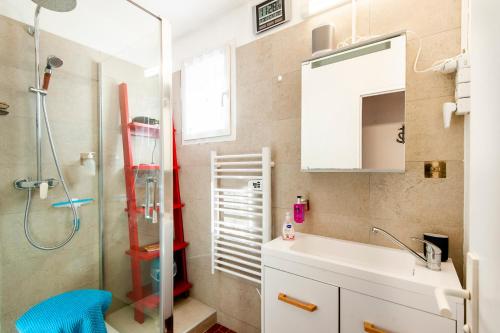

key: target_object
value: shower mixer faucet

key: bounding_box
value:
[14,178,59,200]
[14,178,59,190]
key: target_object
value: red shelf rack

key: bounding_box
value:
[119,83,191,324]
[126,249,159,261]
[128,122,160,138]
[173,280,192,297]
[174,240,189,252]
[172,124,192,298]
[131,164,160,171]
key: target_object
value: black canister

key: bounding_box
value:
[423,233,449,262]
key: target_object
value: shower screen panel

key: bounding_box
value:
[0,0,172,332]
[99,1,172,332]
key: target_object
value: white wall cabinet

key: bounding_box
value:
[263,267,457,333]
[301,34,406,171]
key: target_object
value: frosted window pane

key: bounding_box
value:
[182,47,230,141]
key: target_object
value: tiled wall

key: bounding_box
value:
[0,15,100,333]
[173,0,464,332]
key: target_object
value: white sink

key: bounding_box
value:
[263,232,465,330]
[263,232,462,296]
[290,233,415,277]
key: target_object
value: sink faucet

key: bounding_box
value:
[371,227,442,271]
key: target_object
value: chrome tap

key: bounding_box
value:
[371,227,442,271]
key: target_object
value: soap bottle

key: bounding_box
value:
[294,196,305,223]
[282,212,295,240]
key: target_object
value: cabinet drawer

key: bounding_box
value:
[264,267,339,333]
[340,289,456,333]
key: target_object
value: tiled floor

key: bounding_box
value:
[205,323,236,333]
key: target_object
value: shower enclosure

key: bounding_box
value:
[0,0,173,332]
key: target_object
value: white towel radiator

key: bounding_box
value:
[210,147,273,284]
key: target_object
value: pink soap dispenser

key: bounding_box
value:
[294,196,308,224]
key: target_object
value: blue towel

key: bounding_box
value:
[16,289,112,333]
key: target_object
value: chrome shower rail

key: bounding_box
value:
[13,3,80,251]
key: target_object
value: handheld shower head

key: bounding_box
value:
[46,55,63,69]
[32,0,77,12]
[42,56,63,90]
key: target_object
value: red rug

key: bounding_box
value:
[205,323,236,333]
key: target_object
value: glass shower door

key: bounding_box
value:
[0,1,171,332]
[99,3,171,331]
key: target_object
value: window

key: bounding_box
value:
[181,46,232,143]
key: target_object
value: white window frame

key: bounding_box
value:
[181,45,236,145]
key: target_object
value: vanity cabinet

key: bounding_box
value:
[263,267,458,333]
[262,233,464,333]
[341,289,456,333]
[264,268,339,333]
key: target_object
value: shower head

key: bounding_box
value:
[32,0,77,12]
[43,56,63,90]
[46,55,63,69]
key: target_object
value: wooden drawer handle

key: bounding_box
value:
[364,322,388,333]
[277,293,317,312]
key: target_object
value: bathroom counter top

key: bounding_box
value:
[263,233,463,308]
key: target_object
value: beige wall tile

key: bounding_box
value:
[187,256,217,309]
[237,79,274,123]
[0,114,36,168]
[0,15,35,73]
[179,166,210,202]
[406,29,462,102]
[271,70,301,121]
[271,23,311,76]
[269,118,301,164]
[237,36,275,86]
[217,310,260,333]
[215,274,261,328]
[406,96,464,161]
[183,198,211,258]
[370,0,461,39]
[1,309,21,333]
[0,65,36,119]
[369,161,463,225]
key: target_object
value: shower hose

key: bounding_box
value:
[23,96,79,250]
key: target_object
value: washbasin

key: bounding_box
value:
[289,233,416,277]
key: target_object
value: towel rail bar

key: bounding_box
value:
[211,148,272,284]
[215,239,262,254]
[214,266,261,284]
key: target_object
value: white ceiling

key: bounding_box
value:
[135,0,252,39]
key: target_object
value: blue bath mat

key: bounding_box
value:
[16,289,112,333]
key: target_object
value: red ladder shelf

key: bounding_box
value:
[119,83,191,324]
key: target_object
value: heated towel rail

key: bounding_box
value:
[210,147,273,284]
